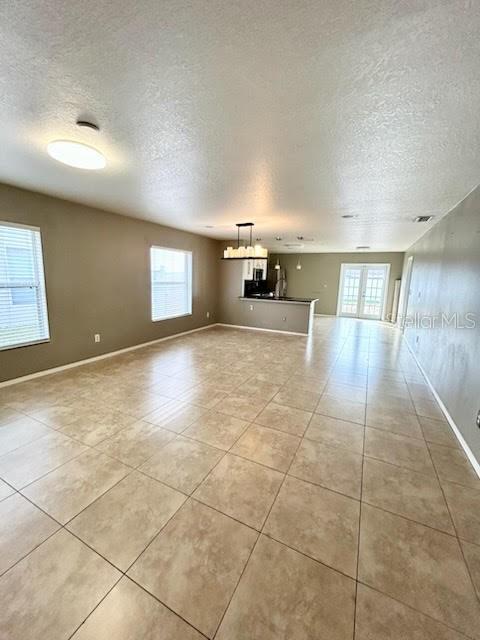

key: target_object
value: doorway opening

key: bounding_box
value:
[397,255,413,331]
[337,263,390,320]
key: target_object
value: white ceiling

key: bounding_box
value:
[0,0,479,252]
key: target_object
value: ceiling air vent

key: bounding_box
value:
[414,215,434,223]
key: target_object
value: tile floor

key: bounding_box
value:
[0,317,479,639]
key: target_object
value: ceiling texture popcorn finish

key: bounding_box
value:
[0,0,479,252]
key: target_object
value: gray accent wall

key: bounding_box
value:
[268,252,405,317]
[0,183,218,382]
[404,185,480,461]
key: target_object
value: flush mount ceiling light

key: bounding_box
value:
[222,223,268,259]
[47,140,106,170]
[356,245,370,250]
[414,215,434,223]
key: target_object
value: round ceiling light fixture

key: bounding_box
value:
[47,140,106,170]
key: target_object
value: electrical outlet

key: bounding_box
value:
[206,311,210,319]
[249,305,254,311]
[282,317,286,322]
[94,334,101,343]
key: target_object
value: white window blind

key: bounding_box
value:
[150,246,192,321]
[0,222,50,350]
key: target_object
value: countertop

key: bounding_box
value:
[239,295,318,305]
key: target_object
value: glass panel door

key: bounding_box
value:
[360,266,388,319]
[338,264,389,320]
[338,265,363,316]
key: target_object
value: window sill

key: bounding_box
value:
[152,312,193,323]
[0,338,51,352]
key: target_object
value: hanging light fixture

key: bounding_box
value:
[274,258,281,270]
[222,223,268,259]
[296,257,302,270]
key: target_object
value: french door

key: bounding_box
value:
[337,264,390,320]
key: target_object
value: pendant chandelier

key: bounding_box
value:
[222,222,268,259]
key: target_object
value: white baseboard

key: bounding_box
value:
[404,336,480,479]
[0,323,217,389]
[216,322,308,336]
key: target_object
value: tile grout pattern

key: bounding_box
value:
[0,317,479,639]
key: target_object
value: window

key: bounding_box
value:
[0,222,50,350]
[150,246,192,321]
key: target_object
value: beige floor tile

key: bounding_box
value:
[461,540,480,600]
[255,402,312,436]
[442,481,480,544]
[139,436,224,494]
[96,420,175,467]
[22,449,130,524]
[0,406,26,426]
[355,584,468,640]
[358,504,480,638]
[0,493,59,575]
[193,454,283,529]
[236,379,280,401]
[316,394,365,425]
[305,413,364,453]
[273,386,321,412]
[231,423,300,472]
[106,390,171,419]
[419,416,460,448]
[362,457,454,533]
[28,403,79,428]
[414,398,445,420]
[128,500,257,638]
[0,415,52,456]
[0,431,88,489]
[264,476,359,577]
[290,438,362,499]
[57,408,135,445]
[366,406,423,439]
[367,392,415,414]
[429,443,480,490]
[365,427,435,476]
[68,471,185,571]
[285,374,327,393]
[324,382,367,404]
[178,384,228,409]
[0,529,120,640]
[0,478,14,500]
[216,535,355,640]
[143,399,207,432]
[217,391,268,421]
[71,577,203,640]
[183,410,248,450]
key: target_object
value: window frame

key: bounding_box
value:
[0,220,51,351]
[150,245,193,322]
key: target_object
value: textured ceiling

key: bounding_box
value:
[0,0,479,252]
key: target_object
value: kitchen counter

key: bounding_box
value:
[240,295,318,305]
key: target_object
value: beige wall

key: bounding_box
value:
[404,185,480,461]
[268,252,405,317]
[0,183,218,382]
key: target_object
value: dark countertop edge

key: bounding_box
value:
[239,296,318,305]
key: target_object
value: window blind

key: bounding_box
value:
[0,222,50,350]
[150,246,192,321]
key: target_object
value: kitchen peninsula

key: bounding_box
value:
[218,257,318,334]
[238,294,318,334]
